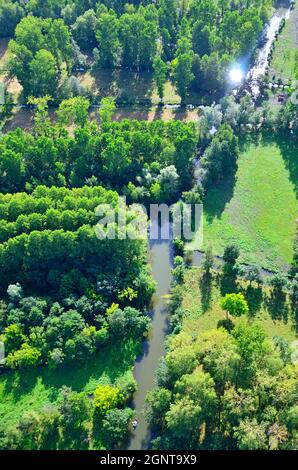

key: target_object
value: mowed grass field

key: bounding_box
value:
[269,3,298,82]
[0,340,140,431]
[188,135,298,272]
[180,268,297,343]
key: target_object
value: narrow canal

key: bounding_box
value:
[128,220,173,450]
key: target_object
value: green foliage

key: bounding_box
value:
[95,10,120,69]
[98,97,116,124]
[57,96,90,127]
[8,16,71,98]
[0,0,24,38]
[148,323,298,450]
[72,9,97,52]
[220,293,249,319]
[93,384,123,416]
[0,113,197,194]
[201,124,239,188]
[3,323,27,354]
[6,343,41,369]
[102,408,134,447]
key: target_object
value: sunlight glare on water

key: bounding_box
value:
[229,67,244,84]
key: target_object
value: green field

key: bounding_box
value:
[0,340,140,431]
[188,135,298,272]
[269,3,298,82]
[180,268,297,343]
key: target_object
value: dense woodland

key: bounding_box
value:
[0,97,197,198]
[147,323,298,450]
[1,0,272,101]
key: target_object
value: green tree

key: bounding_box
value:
[102,408,134,448]
[95,11,120,69]
[153,56,167,102]
[57,97,90,127]
[93,385,123,416]
[72,9,97,52]
[98,97,116,125]
[234,418,267,450]
[0,0,24,38]
[3,324,27,354]
[29,49,58,97]
[146,388,172,426]
[165,397,201,443]
[6,343,41,368]
[173,37,194,104]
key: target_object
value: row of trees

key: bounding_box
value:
[0,184,154,296]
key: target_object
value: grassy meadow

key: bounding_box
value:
[180,267,297,343]
[188,135,298,272]
[0,339,140,431]
[269,3,298,82]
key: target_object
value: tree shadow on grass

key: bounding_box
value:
[275,135,298,198]
[91,68,154,104]
[152,105,163,121]
[265,291,289,323]
[199,272,213,313]
[242,285,263,317]
[220,271,239,296]
[204,171,237,224]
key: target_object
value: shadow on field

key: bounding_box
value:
[265,290,290,323]
[243,285,263,317]
[276,137,298,198]
[199,272,213,313]
[91,68,154,103]
[204,172,237,224]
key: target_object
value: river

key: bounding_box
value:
[247,3,292,98]
[128,220,173,450]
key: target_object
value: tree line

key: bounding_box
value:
[0,97,198,201]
